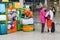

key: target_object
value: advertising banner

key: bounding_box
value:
[2,0,9,2]
[0,4,6,13]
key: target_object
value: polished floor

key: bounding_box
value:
[1,31,60,40]
[0,12,60,40]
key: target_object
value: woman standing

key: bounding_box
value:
[52,7,56,17]
[45,6,54,33]
[40,6,46,33]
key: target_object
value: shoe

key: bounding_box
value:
[49,31,51,33]
[41,32,43,33]
[41,31,44,33]
[48,30,49,32]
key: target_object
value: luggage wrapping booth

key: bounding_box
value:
[0,3,7,35]
[0,2,34,35]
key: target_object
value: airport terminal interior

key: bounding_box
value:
[0,0,60,40]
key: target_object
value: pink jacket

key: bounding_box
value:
[40,9,46,23]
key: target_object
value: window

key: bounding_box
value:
[25,0,33,2]
[10,0,19,2]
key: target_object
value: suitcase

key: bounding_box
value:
[0,24,7,35]
[51,22,55,32]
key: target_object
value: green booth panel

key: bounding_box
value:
[17,24,22,31]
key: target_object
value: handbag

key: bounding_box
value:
[47,11,50,20]
[47,15,50,20]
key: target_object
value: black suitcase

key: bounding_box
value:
[51,22,55,32]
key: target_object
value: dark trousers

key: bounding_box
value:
[53,12,55,17]
[41,23,45,32]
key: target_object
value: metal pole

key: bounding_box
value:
[33,0,35,12]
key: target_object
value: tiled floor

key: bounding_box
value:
[1,31,60,40]
[0,12,60,40]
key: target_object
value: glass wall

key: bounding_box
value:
[47,0,59,6]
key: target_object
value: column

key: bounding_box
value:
[44,0,47,6]
[59,0,60,11]
[42,0,45,4]
[59,0,60,6]
[19,0,24,8]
